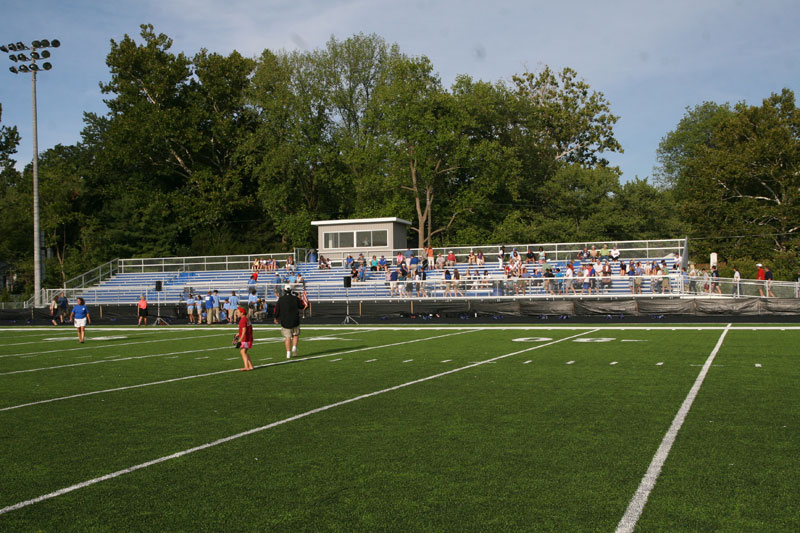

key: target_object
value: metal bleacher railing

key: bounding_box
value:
[33,237,800,306]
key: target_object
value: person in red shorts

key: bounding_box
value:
[236,306,254,371]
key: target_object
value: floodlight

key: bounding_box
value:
[31,51,40,59]
[0,45,8,53]
[30,63,39,71]
[9,54,18,62]
[15,42,25,49]
[43,62,52,70]
[51,39,60,48]
[9,66,17,73]
[40,39,50,48]
[32,40,41,48]
[8,43,17,51]
[16,53,28,61]
[41,50,50,58]
[18,64,29,72]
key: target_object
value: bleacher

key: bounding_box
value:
[69,255,681,305]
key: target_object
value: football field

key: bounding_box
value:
[0,324,798,531]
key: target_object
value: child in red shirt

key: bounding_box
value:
[237,307,254,371]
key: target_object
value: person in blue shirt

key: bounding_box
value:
[186,293,196,324]
[229,291,239,311]
[211,290,221,323]
[247,291,258,318]
[204,291,214,325]
[69,297,91,343]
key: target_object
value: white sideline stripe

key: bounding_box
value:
[615,324,731,533]
[0,331,371,376]
[566,360,575,365]
[0,330,474,413]
[0,329,594,516]
[0,346,230,376]
[0,332,232,359]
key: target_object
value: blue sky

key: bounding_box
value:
[1,0,798,181]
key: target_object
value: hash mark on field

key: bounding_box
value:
[166,356,179,359]
[225,357,238,360]
[403,359,413,363]
[566,360,575,365]
[365,359,377,363]
[656,362,664,366]
[523,360,532,364]
[195,357,209,360]
[441,359,452,363]
[610,361,618,365]
[330,358,342,362]
[755,363,762,368]
[621,339,647,342]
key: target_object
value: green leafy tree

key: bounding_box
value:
[655,101,734,188]
[678,89,800,266]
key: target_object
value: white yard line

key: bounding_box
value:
[0,330,475,413]
[0,332,233,359]
[0,329,594,516]
[0,330,371,376]
[615,324,732,533]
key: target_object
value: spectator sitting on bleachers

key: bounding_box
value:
[600,244,610,262]
[318,255,331,270]
[285,256,296,272]
[251,258,260,272]
[446,250,457,267]
[357,253,366,267]
[370,255,378,271]
[476,250,485,266]
[673,252,682,270]
[358,263,366,282]
[468,250,476,265]
[350,264,358,282]
[525,248,535,264]
[610,245,620,262]
[435,253,445,269]
[538,246,547,264]
[259,257,267,271]
[589,245,598,260]
[396,251,405,268]
[379,255,387,271]
[600,264,612,292]
[346,254,354,268]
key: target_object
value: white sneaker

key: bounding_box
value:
[286,351,291,359]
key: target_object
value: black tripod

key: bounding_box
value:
[342,286,359,325]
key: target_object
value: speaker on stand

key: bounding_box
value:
[153,280,169,326]
[342,275,358,324]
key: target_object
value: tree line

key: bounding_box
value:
[0,25,797,297]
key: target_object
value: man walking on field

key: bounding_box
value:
[274,283,303,359]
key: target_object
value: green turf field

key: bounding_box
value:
[0,324,798,532]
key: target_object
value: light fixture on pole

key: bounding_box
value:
[2,38,60,307]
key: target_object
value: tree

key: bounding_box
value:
[655,101,734,187]
[0,103,20,175]
[677,89,800,265]
[511,66,622,166]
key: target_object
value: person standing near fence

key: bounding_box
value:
[137,295,149,326]
[732,267,741,297]
[70,297,91,343]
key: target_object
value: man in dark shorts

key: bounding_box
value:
[274,283,303,359]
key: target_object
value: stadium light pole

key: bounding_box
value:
[1,38,60,306]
